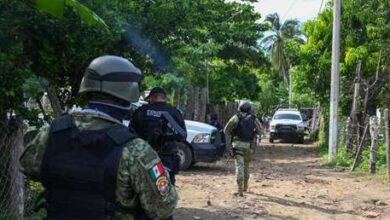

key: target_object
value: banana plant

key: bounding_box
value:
[33,0,107,28]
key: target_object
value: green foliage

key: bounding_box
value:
[296,9,333,107]
[1,0,271,121]
[24,181,45,219]
[290,67,316,106]
[359,141,387,171]
[34,0,65,18]
[297,0,390,113]
[253,73,280,115]
[317,112,329,158]
[334,146,354,167]
[34,0,107,27]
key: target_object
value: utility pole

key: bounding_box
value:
[289,68,292,105]
[328,0,341,163]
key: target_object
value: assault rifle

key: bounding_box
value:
[161,111,186,140]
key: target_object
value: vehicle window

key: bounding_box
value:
[273,113,301,120]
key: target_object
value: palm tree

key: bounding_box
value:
[261,13,303,104]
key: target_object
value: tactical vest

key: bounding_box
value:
[233,114,256,142]
[40,115,138,220]
[138,108,178,154]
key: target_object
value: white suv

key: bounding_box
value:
[269,109,305,144]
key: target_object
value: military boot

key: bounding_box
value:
[234,185,244,197]
[243,182,248,192]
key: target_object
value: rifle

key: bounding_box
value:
[161,111,186,140]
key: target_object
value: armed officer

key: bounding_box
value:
[20,55,178,220]
[131,87,186,186]
[224,101,263,196]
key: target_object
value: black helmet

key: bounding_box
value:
[238,101,252,113]
[78,55,142,103]
[146,87,167,99]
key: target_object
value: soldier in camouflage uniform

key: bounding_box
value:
[20,55,178,220]
[224,102,262,196]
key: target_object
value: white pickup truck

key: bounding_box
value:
[269,109,305,144]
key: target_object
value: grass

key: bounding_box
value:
[317,139,390,182]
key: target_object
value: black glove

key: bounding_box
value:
[174,154,181,174]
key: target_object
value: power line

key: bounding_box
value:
[318,0,325,16]
[282,0,298,20]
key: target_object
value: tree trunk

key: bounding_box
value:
[310,107,318,132]
[351,123,369,171]
[0,118,24,219]
[346,61,361,153]
[184,87,194,120]
[359,90,370,142]
[46,85,63,118]
[173,87,180,107]
[9,119,24,218]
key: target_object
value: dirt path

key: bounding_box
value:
[174,139,390,220]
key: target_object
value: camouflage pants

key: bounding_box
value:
[233,147,252,188]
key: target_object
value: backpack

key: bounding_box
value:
[233,113,256,141]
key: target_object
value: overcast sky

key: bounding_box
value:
[253,0,326,22]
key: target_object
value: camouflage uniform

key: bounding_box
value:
[20,110,178,220]
[224,112,262,194]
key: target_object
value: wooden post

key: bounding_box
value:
[199,87,208,122]
[310,107,318,132]
[46,85,63,118]
[193,87,200,121]
[369,116,379,174]
[345,61,361,152]
[384,109,390,180]
[351,123,369,171]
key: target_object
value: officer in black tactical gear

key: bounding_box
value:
[131,87,187,185]
[20,55,178,219]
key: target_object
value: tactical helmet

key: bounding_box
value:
[238,101,252,113]
[78,55,142,103]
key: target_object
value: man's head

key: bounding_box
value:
[238,101,252,113]
[78,55,142,107]
[147,87,168,104]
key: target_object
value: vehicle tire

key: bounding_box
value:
[269,138,274,143]
[178,143,193,170]
[298,136,304,144]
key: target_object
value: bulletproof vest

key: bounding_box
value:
[233,113,256,142]
[137,106,178,153]
[40,115,138,220]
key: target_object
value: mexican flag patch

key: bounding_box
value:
[150,162,165,180]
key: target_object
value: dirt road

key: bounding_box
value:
[174,140,390,220]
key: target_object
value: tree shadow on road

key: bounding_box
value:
[247,192,358,216]
[175,206,302,220]
[175,207,237,220]
[257,144,318,160]
[180,161,235,176]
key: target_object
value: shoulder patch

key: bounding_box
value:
[149,162,165,180]
[155,175,170,196]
